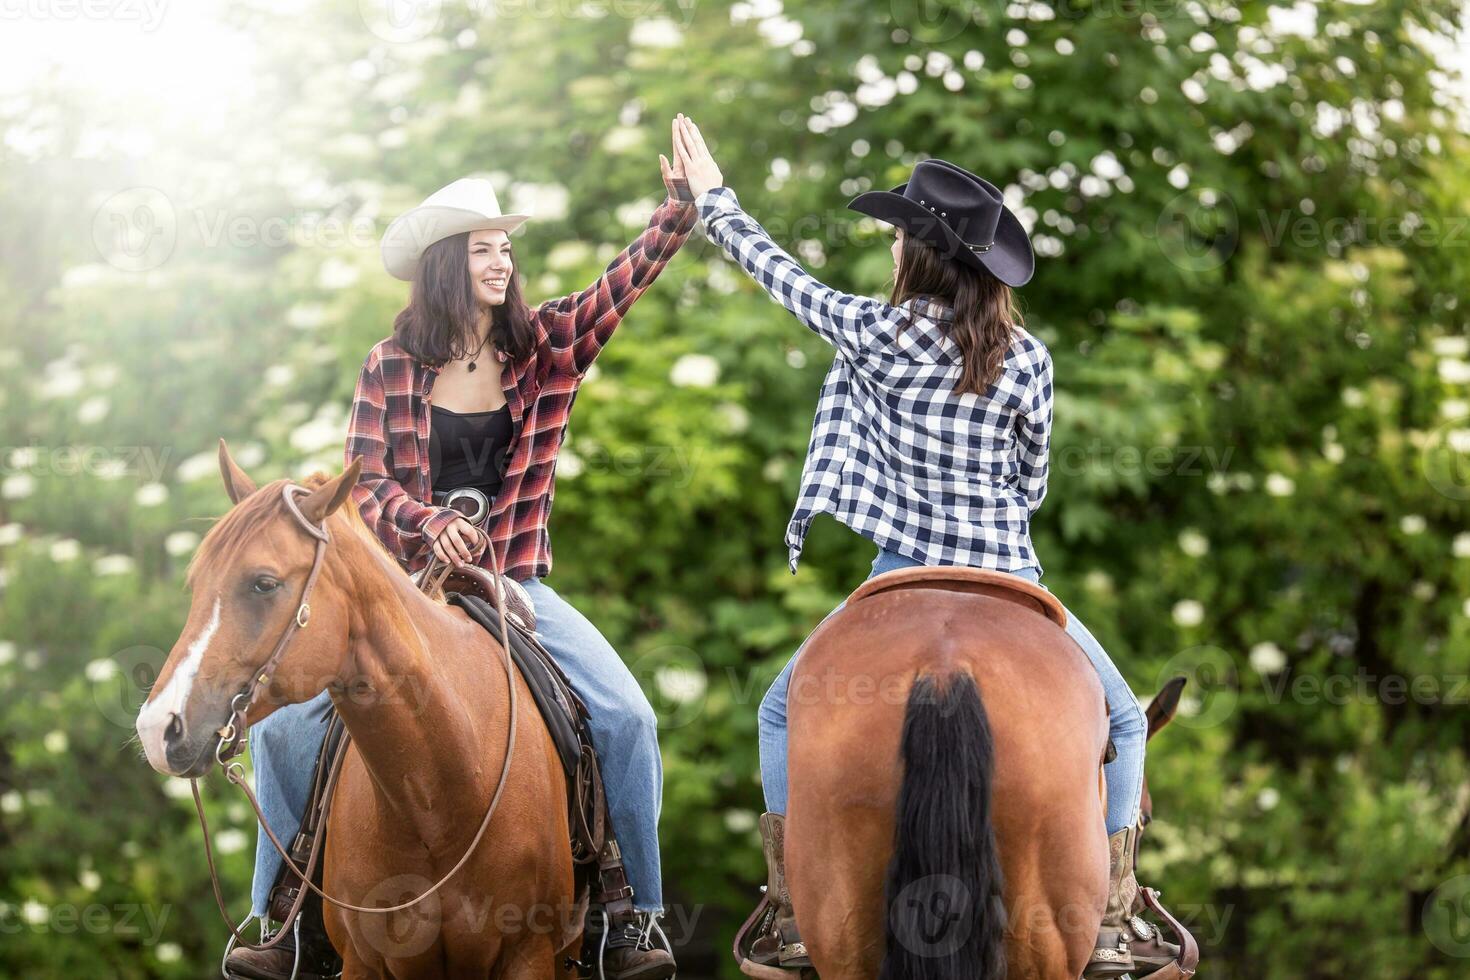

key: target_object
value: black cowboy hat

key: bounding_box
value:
[847,159,1034,287]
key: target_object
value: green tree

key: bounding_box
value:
[2,1,1468,976]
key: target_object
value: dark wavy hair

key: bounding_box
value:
[392,231,537,367]
[891,232,1022,397]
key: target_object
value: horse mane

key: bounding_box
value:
[185,471,398,589]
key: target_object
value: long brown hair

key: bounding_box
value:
[891,232,1022,396]
[392,231,537,366]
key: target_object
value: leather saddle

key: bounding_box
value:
[434,564,539,633]
[847,566,1111,767]
[446,589,602,832]
[847,565,1067,627]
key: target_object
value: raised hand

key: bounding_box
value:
[674,113,724,199]
[660,116,693,202]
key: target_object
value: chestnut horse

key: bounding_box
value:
[784,568,1112,980]
[134,443,577,978]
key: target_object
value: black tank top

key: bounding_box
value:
[429,404,514,496]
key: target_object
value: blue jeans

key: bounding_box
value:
[248,576,665,916]
[757,548,1147,835]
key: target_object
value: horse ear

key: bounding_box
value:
[1146,676,1187,742]
[218,438,257,504]
[299,457,363,526]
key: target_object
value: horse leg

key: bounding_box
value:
[1009,920,1080,980]
[492,936,561,980]
[1047,791,1110,978]
[999,805,1107,979]
[338,948,382,980]
[788,812,888,979]
[999,848,1101,980]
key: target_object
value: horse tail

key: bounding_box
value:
[879,671,1007,980]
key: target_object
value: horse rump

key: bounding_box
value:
[880,670,1006,980]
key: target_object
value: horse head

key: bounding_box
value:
[1139,675,1186,836]
[135,439,362,777]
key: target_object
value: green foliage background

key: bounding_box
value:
[3,0,1470,976]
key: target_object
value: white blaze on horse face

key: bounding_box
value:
[135,595,222,774]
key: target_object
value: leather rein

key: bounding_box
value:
[189,481,518,951]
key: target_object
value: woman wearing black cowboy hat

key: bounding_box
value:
[672,115,1180,978]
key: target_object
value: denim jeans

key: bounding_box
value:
[248,576,665,917]
[756,548,1147,835]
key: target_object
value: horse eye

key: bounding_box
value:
[252,576,281,595]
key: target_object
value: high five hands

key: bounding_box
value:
[672,113,724,200]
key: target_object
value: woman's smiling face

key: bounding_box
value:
[469,229,513,307]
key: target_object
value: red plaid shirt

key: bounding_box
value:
[346,185,695,581]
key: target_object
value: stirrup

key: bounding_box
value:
[221,914,307,980]
[1133,887,1200,979]
[733,890,808,979]
[580,906,675,980]
[592,905,612,980]
[731,890,774,968]
[220,912,262,980]
[612,908,673,956]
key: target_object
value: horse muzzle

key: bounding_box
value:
[136,701,228,778]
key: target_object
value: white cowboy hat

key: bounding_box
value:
[381,177,531,282]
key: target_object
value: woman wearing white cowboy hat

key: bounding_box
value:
[671,114,1181,978]
[226,120,697,980]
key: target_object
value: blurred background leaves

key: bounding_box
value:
[2,0,1470,976]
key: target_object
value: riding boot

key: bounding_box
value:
[224,882,340,980]
[585,839,677,980]
[1083,826,1138,979]
[742,812,811,973]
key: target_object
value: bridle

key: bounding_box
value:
[213,484,330,766]
[188,481,518,953]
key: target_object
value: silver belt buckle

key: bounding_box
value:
[438,487,490,526]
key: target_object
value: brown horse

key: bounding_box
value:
[134,443,577,979]
[784,567,1113,980]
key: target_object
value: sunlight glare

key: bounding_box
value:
[0,1,260,130]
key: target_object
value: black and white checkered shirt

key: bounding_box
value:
[696,186,1053,574]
